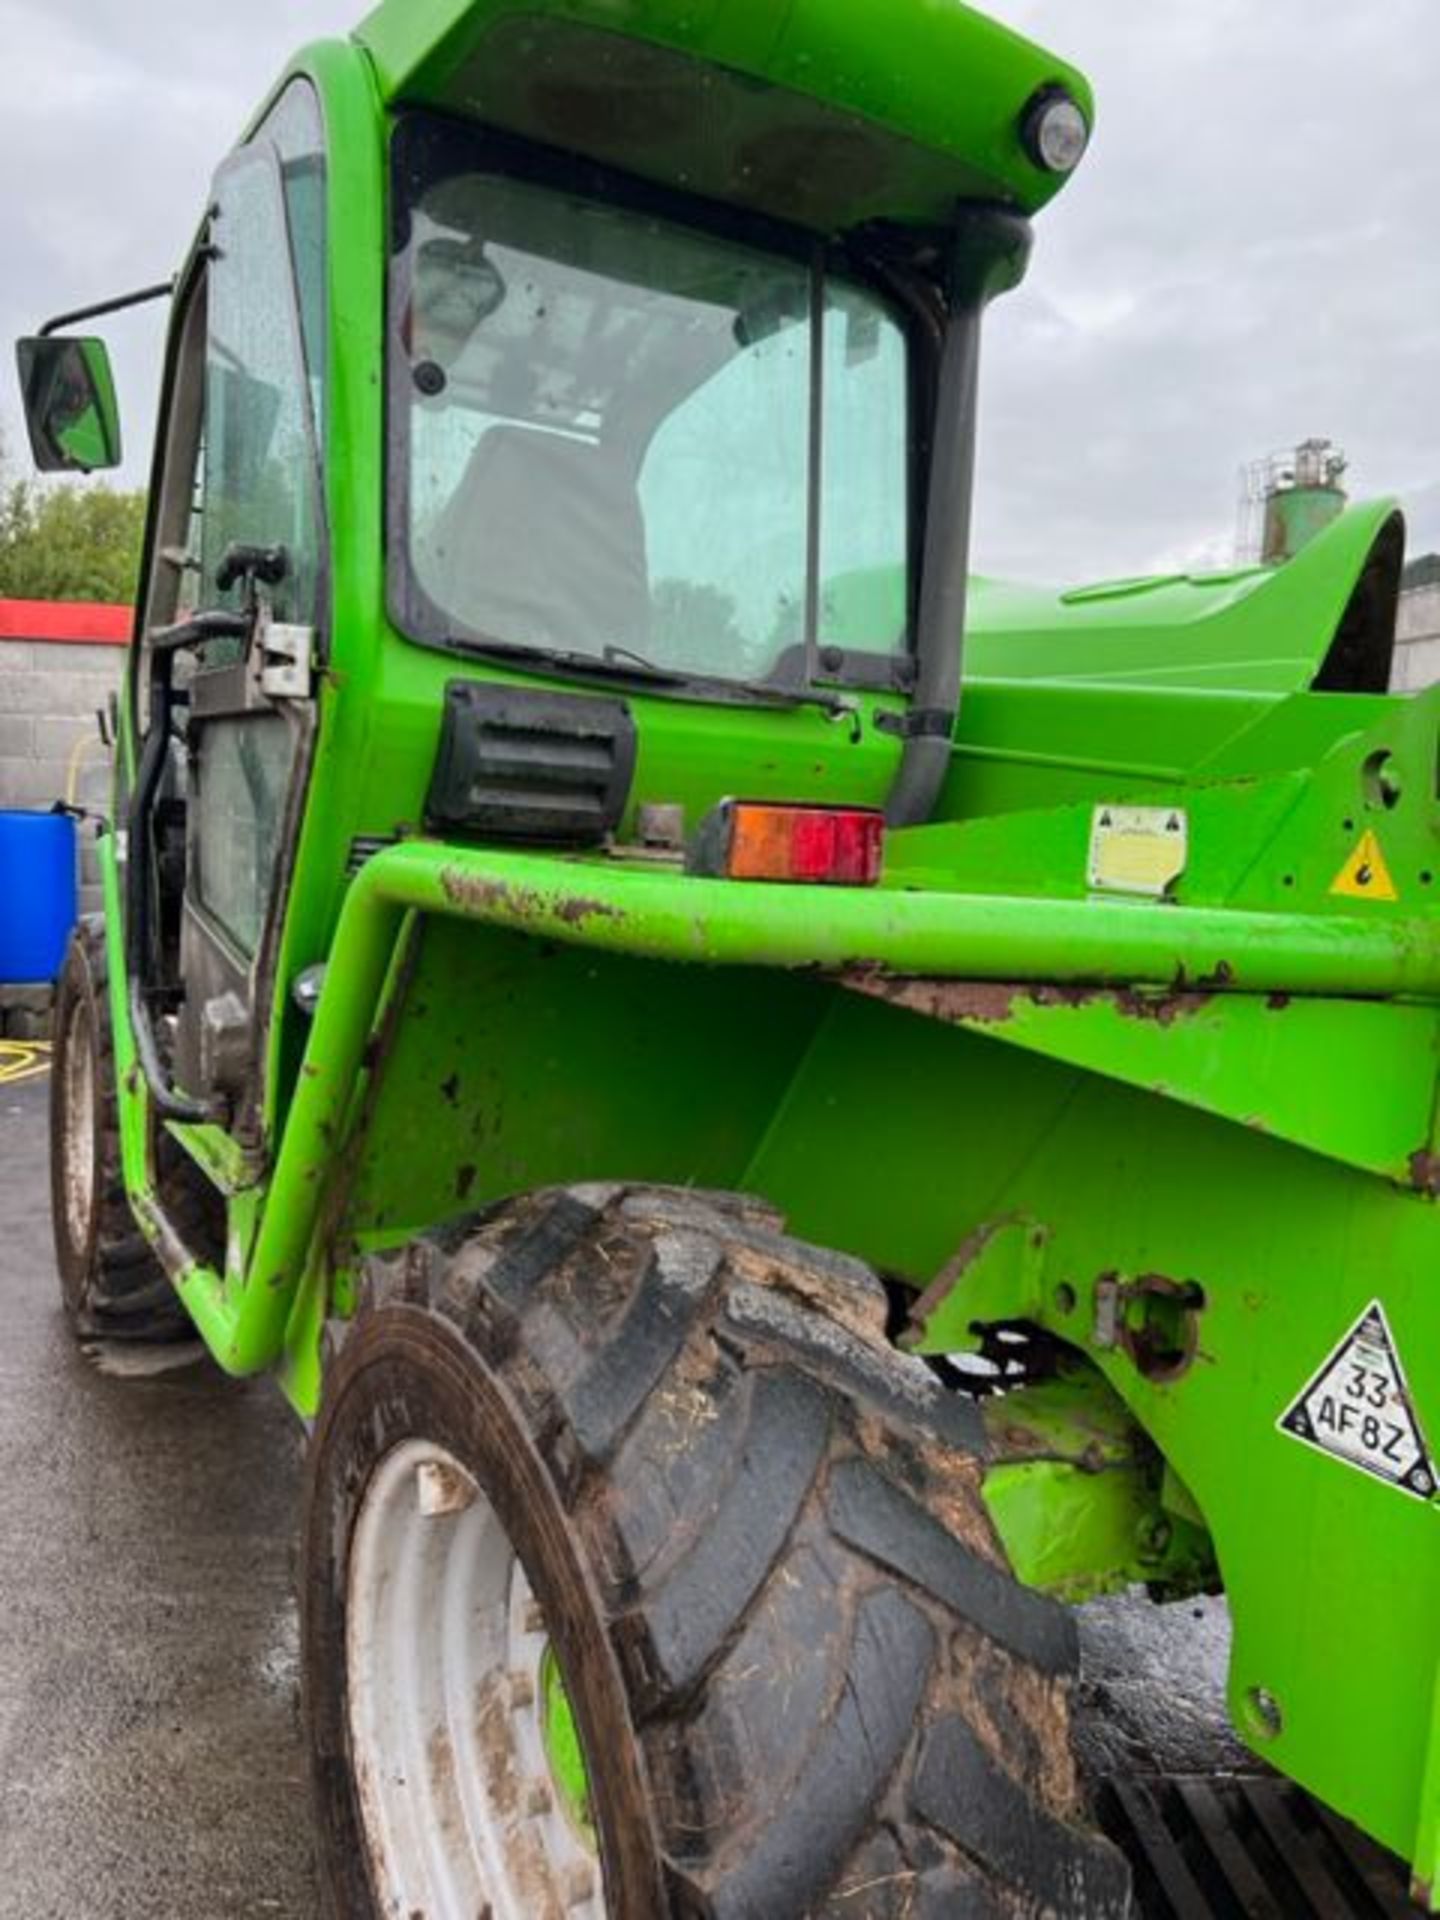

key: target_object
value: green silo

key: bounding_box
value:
[1260,438,1348,563]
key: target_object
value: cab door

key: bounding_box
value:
[133,83,326,1134]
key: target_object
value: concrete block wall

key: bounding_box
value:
[1394,584,1440,694]
[0,604,127,921]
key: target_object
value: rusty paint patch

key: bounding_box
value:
[440,868,622,929]
[839,973,1213,1030]
[1111,988,1213,1027]
[996,1420,1114,1474]
[841,976,1021,1023]
[905,1217,1010,1339]
[982,1390,1137,1473]
[1409,1148,1440,1195]
[555,893,620,926]
[1098,1272,1206,1383]
[1196,960,1234,989]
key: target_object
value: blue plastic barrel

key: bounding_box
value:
[0,810,78,984]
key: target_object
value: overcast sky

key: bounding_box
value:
[2,0,1436,582]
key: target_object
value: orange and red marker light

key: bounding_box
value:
[689,802,885,886]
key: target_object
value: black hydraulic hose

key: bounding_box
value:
[148,609,252,654]
[885,298,983,826]
[128,978,212,1123]
[886,205,1033,828]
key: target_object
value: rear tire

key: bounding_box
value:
[49,919,192,1342]
[303,1185,1131,1918]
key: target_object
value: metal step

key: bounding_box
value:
[1099,1775,1415,1919]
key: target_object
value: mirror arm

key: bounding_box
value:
[38,278,175,338]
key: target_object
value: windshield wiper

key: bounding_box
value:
[442,633,864,736]
[444,633,692,690]
[601,644,863,736]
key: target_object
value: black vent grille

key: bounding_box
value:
[347,835,398,875]
[426,682,636,846]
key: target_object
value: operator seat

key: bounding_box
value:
[425,424,652,657]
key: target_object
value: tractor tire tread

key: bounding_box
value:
[377,1181,1131,1920]
[50,918,216,1342]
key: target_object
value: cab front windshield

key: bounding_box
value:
[390,123,911,690]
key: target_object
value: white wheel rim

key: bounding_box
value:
[346,1439,608,1920]
[62,996,96,1252]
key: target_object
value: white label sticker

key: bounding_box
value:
[1278,1300,1436,1500]
[1088,805,1188,897]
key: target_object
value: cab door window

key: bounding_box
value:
[201,143,323,638]
[190,98,325,957]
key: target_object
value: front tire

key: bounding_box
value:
[49,920,189,1341]
[302,1185,1132,1919]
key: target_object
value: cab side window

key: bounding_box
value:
[202,145,323,631]
[189,81,326,957]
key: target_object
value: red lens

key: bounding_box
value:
[718,804,884,885]
[830,810,883,884]
[789,811,836,880]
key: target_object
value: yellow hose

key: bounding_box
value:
[65,733,100,808]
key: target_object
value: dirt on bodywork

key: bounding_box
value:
[840,973,1215,1029]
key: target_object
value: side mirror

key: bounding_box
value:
[14,335,122,473]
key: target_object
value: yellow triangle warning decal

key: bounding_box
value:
[1330,829,1399,902]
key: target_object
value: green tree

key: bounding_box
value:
[0,432,147,602]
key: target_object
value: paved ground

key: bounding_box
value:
[0,1069,316,1919]
[0,1058,1256,1919]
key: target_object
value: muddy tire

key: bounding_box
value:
[302,1184,1132,1919]
[49,919,191,1342]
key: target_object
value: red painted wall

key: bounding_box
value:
[0,600,130,646]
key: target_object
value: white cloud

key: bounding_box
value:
[975,0,1440,578]
[1,1,1435,584]
[0,0,355,480]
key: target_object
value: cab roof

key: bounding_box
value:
[353,0,1092,235]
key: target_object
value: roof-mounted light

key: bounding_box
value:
[1022,87,1090,176]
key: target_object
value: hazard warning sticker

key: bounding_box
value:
[1330,828,1399,903]
[1278,1300,1436,1500]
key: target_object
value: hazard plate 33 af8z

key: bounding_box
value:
[1279,1300,1437,1501]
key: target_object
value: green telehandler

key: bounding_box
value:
[15,1,1436,1913]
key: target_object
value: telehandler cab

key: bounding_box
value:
[16,1,1435,1913]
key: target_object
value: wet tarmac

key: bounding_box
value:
[0,1070,317,1918]
[0,1060,1253,1919]
[1076,1589,1248,1784]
